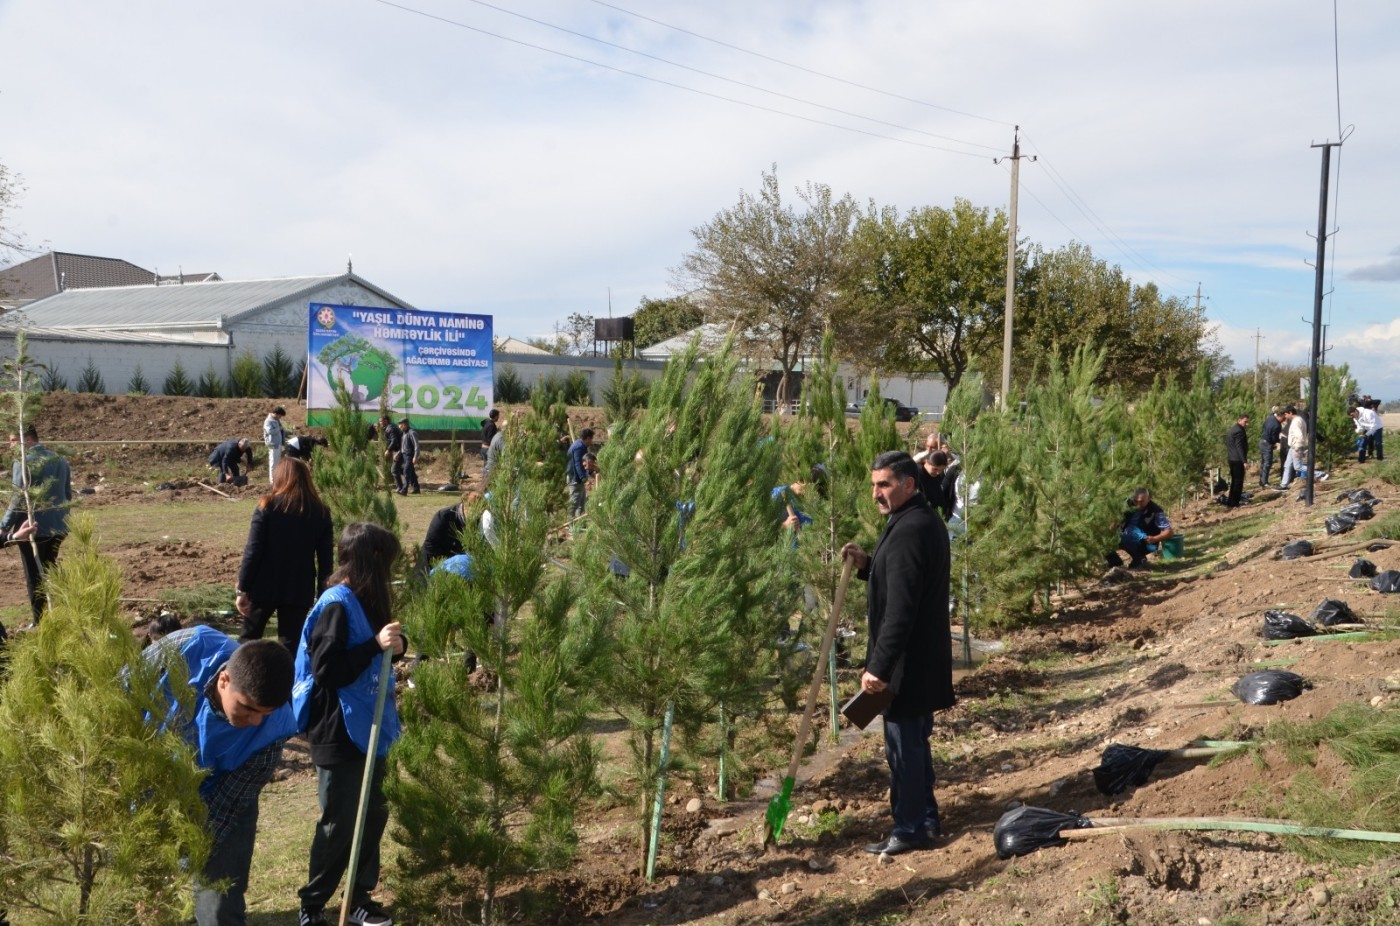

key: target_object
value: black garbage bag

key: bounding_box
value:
[1325,513,1357,536]
[1349,488,1377,503]
[1232,670,1311,705]
[1262,611,1318,640]
[1350,558,1378,579]
[1311,598,1356,626]
[1372,570,1400,594]
[993,805,1095,858]
[1092,744,1171,796]
[1368,543,1392,553]
[1340,502,1375,521]
[1281,540,1314,560]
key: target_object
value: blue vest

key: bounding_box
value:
[149,625,298,798]
[293,583,400,757]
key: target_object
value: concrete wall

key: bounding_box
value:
[493,351,667,403]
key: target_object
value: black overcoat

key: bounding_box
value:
[861,493,956,718]
[237,502,335,608]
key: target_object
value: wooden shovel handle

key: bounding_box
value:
[784,558,855,784]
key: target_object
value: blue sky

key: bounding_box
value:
[2,0,1397,398]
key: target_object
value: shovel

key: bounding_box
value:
[763,558,854,846]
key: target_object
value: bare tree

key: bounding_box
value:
[678,166,859,405]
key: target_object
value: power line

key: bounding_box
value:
[367,0,993,160]
[454,0,1003,153]
[587,0,1015,127]
[1021,133,1199,293]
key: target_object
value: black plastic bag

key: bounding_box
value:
[1372,570,1400,594]
[1092,744,1170,796]
[1325,513,1357,536]
[1262,611,1317,640]
[1281,540,1314,560]
[1368,543,1392,553]
[1311,599,1356,626]
[1232,670,1311,705]
[1348,488,1377,503]
[1350,558,1378,579]
[1340,502,1375,521]
[993,805,1094,858]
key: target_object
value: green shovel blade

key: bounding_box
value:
[765,776,796,842]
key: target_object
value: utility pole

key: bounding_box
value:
[1304,139,1341,508]
[1253,328,1264,397]
[995,126,1034,411]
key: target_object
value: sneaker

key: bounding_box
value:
[348,899,394,926]
[299,908,327,926]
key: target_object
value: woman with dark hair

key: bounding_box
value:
[235,457,334,650]
[294,522,405,926]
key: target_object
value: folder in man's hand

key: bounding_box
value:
[841,687,894,730]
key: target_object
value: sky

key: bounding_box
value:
[1,0,1397,399]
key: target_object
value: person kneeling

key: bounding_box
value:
[1110,487,1173,570]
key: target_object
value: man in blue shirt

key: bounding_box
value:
[147,626,298,926]
[1115,487,1174,570]
[566,428,595,522]
[1259,407,1284,488]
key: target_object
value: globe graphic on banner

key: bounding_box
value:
[327,344,393,403]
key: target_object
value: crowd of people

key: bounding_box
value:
[1,389,1386,922]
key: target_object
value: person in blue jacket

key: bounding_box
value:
[145,625,297,926]
[295,522,406,926]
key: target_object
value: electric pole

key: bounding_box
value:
[1253,328,1264,397]
[995,126,1034,410]
[1304,139,1341,508]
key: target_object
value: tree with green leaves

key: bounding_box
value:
[679,165,859,406]
[127,365,151,395]
[388,416,604,925]
[229,350,263,397]
[632,294,702,349]
[261,345,297,398]
[315,380,400,538]
[0,515,210,923]
[845,198,1010,391]
[601,357,650,426]
[573,339,787,876]
[195,365,225,398]
[76,357,105,393]
[961,346,1136,624]
[1012,242,1218,394]
[164,360,194,396]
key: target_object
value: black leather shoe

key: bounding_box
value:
[863,833,932,855]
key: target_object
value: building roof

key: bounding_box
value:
[495,336,552,355]
[1,273,413,330]
[636,323,733,361]
[0,251,157,305]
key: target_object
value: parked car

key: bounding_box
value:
[844,397,919,422]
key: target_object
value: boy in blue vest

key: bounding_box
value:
[146,625,298,926]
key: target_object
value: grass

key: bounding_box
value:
[1360,509,1400,543]
[1253,702,1400,864]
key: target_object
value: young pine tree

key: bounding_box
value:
[315,379,399,538]
[387,420,605,925]
[965,346,1136,624]
[163,360,194,396]
[0,516,210,923]
[572,340,785,875]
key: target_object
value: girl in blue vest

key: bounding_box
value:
[294,522,405,926]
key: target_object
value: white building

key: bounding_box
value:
[0,273,412,394]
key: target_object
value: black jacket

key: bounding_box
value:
[861,493,955,718]
[1226,422,1248,463]
[237,501,335,606]
[1261,415,1283,447]
[420,503,467,569]
[208,439,251,475]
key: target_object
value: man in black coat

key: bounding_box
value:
[1225,412,1250,508]
[841,451,954,856]
[1259,407,1284,487]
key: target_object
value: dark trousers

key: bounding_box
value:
[195,794,259,926]
[1227,460,1245,507]
[882,713,940,840]
[1258,440,1276,486]
[1365,429,1384,462]
[17,535,63,623]
[393,455,418,493]
[240,598,313,652]
[299,756,388,910]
